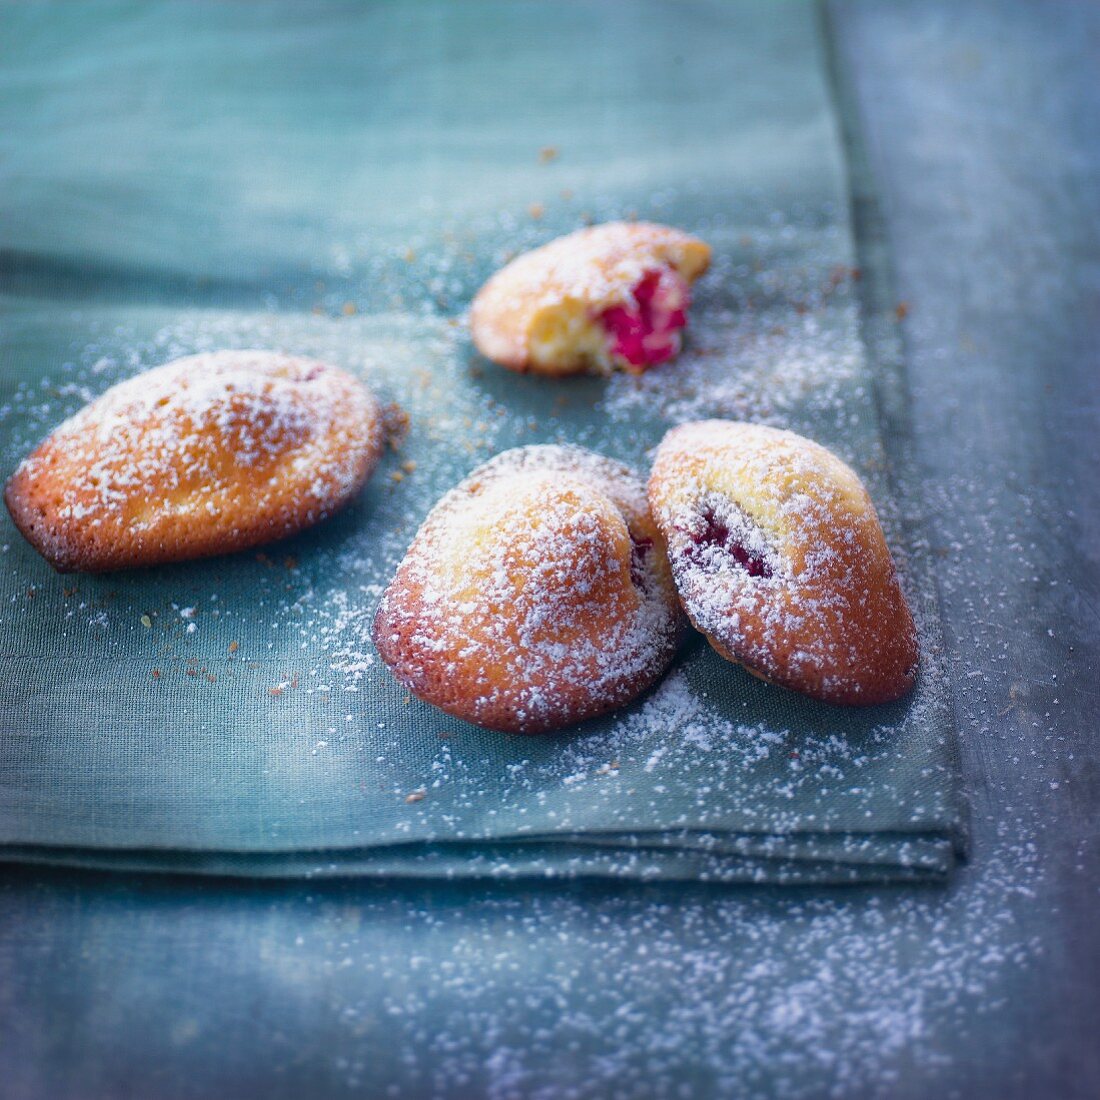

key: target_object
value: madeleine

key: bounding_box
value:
[649,420,919,705]
[372,444,685,733]
[5,350,385,571]
[471,222,710,377]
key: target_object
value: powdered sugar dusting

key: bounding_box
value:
[478,221,706,318]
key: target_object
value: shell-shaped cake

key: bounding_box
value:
[372,445,686,734]
[4,350,385,572]
[470,221,711,377]
[648,420,919,706]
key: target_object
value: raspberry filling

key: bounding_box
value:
[682,507,773,579]
[598,267,691,370]
[629,534,653,589]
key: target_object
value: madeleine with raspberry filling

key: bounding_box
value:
[649,421,919,706]
[470,222,711,377]
[4,351,386,572]
[372,445,685,734]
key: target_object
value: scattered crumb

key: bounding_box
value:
[382,403,410,450]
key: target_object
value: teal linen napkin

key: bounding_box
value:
[0,0,963,881]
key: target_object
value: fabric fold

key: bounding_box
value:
[0,0,962,883]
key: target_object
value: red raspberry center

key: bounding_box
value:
[599,267,690,371]
[629,534,653,589]
[683,508,773,578]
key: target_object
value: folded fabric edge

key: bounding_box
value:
[0,12,967,889]
[0,828,960,868]
[820,0,970,860]
[0,836,956,884]
[510,831,957,871]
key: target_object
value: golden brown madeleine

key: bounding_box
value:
[4,350,385,572]
[648,421,918,705]
[372,445,686,734]
[470,222,711,377]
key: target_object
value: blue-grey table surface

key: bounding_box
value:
[1,1,1097,1098]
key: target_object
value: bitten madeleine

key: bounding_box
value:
[4,350,385,572]
[372,445,686,734]
[470,221,710,377]
[648,421,918,706]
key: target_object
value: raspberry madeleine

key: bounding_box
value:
[648,421,919,706]
[470,222,711,377]
[372,445,685,734]
[5,350,385,572]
